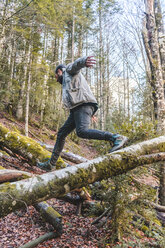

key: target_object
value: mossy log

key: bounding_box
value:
[34,201,63,232]
[19,232,59,248]
[0,169,33,183]
[147,201,165,213]
[39,142,89,164]
[0,123,65,167]
[0,167,63,232]
[0,136,165,217]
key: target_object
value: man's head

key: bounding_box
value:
[55,64,66,84]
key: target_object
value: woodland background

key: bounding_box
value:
[1,0,164,134]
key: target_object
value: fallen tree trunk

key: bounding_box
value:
[0,136,165,217]
[0,123,65,167]
[34,201,63,232]
[147,201,165,213]
[0,167,63,232]
[0,169,33,183]
[39,142,89,164]
[19,231,59,248]
[61,151,88,164]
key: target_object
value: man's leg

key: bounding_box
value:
[74,105,114,140]
[50,113,76,165]
[37,112,76,171]
[74,105,127,152]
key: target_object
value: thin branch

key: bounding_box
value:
[4,0,34,24]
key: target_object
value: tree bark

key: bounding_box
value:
[143,0,165,133]
[0,135,165,217]
[143,0,165,207]
[154,0,165,208]
[159,163,165,205]
[25,44,32,137]
[71,7,75,63]
[16,40,28,120]
[0,0,8,54]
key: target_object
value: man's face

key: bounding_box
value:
[55,69,63,83]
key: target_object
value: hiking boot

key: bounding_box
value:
[109,134,128,153]
[37,159,54,172]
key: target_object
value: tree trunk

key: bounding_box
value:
[0,0,8,54]
[159,163,165,205]
[143,0,165,207]
[0,135,165,217]
[154,0,165,80]
[0,123,65,167]
[71,7,75,63]
[16,40,27,120]
[40,74,48,123]
[99,0,104,130]
[0,169,32,183]
[154,0,165,207]
[25,46,32,137]
[143,0,165,134]
[19,232,59,248]
[34,201,62,232]
[38,142,89,164]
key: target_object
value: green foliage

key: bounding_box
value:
[89,168,164,247]
[89,118,157,156]
[113,118,157,144]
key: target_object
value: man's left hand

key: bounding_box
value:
[86,56,96,68]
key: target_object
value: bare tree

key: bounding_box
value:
[142,0,165,206]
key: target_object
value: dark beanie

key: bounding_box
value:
[55,64,66,74]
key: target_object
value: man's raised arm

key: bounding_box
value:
[66,56,96,75]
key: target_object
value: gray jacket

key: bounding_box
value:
[62,56,97,110]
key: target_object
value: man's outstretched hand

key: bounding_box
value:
[86,56,96,68]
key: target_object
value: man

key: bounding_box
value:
[37,56,128,171]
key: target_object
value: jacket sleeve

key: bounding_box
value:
[66,56,87,75]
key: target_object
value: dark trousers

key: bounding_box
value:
[50,105,114,165]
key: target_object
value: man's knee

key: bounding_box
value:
[76,129,88,138]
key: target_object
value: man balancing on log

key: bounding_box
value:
[37,56,128,171]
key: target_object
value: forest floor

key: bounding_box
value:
[0,112,164,248]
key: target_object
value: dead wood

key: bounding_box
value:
[34,201,63,232]
[39,141,89,164]
[19,231,59,248]
[0,135,165,217]
[0,169,33,183]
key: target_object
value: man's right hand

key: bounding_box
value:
[92,115,98,123]
[86,56,96,68]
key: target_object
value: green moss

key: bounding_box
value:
[56,156,66,169]
[45,206,61,218]
[141,225,149,233]
[0,183,16,192]
[157,142,165,152]
[0,149,10,156]
[68,168,90,187]
[153,218,161,226]
[12,126,21,134]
